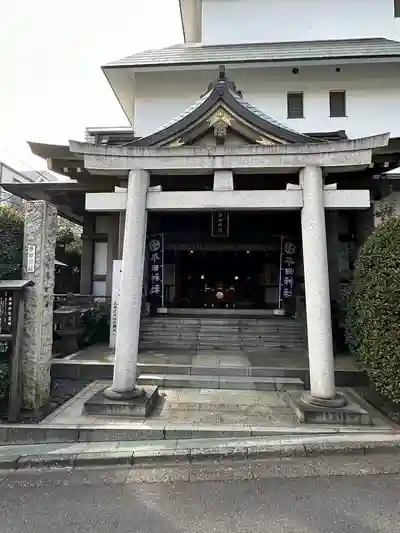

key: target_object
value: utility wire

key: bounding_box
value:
[0,146,54,183]
[0,146,55,209]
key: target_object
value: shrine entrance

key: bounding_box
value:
[174,249,280,309]
[147,211,302,311]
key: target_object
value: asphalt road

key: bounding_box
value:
[1,456,399,532]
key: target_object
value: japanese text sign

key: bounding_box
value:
[279,238,297,302]
[147,234,164,307]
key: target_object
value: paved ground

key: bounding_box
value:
[1,456,400,532]
[44,383,300,426]
[60,343,360,371]
[42,381,389,429]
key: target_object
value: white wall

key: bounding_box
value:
[133,63,400,140]
[201,0,398,44]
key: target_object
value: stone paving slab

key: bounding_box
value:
[42,381,301,427]
[0,382,394,446]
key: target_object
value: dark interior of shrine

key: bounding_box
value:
[148,211,301,309]
[173,249,280,309]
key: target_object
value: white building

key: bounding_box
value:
[102,0,400,139]
[0,162,56,207]
[7,0,400,418]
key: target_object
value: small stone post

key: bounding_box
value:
[22,200,57,411]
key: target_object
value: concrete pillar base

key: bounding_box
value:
[84,383,159,418]
[287,390,372,425]
[300,391,347,409]
[103,386,145,401]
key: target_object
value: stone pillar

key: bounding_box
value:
[326,210,340,302]
[22,201,57,411]
[300,167,344,406]
[104,170,149,400]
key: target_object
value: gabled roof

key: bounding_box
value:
[103,38,400,69]
[129,66,318,147]
[0,280,34,291]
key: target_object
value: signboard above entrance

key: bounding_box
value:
[211,211,230,238]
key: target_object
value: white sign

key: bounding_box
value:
[26,245,36,273]
[109,260,122,349]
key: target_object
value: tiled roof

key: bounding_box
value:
[130,71,317,146]
[103,38,400,68]
[145,87,312,143]
[230,91,310,139]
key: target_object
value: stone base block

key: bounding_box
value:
[287,390,372,426]
[83,385,159,418]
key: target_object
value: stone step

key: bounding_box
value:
[142,319,302,326]
[140,315,306,352]
[140,333,304,341]
[241,337,305,343]
[140,332,303,339]
[140,337,304,344]
[136,373,304,391]
[139,342,306,352]
[142,318,300,326]
[138,342,199,350]
[138,364,306,378]
[141,326,304,333]
[50,361,367,388]
[196,345,242,351]
[141,326,201,332]
[141,333,199,338]
[141,324,304,332]
[140,342,199,348]
[241,334,304,340]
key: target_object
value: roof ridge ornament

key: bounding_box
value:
[201,65,243,99]
[218,65,226,81]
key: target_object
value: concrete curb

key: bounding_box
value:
[2,436,400,471]
[0,423,397,445]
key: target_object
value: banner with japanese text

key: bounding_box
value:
[147,234,164,308]
[279,237,297,305]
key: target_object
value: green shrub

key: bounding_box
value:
[0,206,24,279]
[345,215,400,402]
[0,207,82,287]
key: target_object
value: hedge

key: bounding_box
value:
[0,206,24,279]
[345,215,400,402]
[0,205,82,282]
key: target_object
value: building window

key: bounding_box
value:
[395,0,400,17]
[287,92,304,119]
[329,91,346,118]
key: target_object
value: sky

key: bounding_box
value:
[0,0,183,171]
